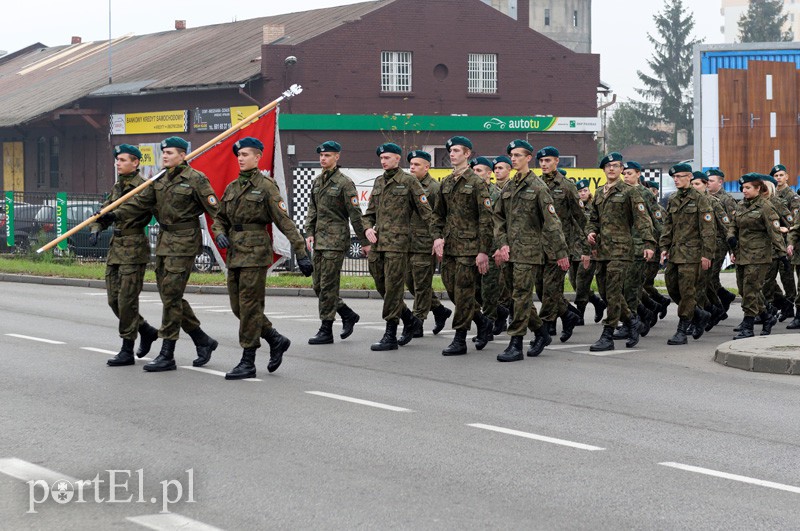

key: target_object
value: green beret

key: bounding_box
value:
[691,171,708,182]
[469,156,494,169]
[645,180,659,190]
[161,136,189,151]
[599,152,623,168]
[317,140,342,153]
[507,139,534,154]
[706,168,724,178]
[376,143,402,156]
[764,174,777,186]
[557,168,567,176]
[446,136,473,151]
[492,156,512,167]
[623,161,642,171]
[770,164,787,176]
[739,172,771,186]
[114,144,142,160]
[407,150,431,163]
[536,145,559,159]
[575,179,590,191]
[233,136,264,155]
[668,163,693,176]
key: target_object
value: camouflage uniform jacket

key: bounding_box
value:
[708,192,734,253]
[212,168,307,269]
[114,164,219,257]
[768,195,792,258]
[304,166,369,252]
[91,170,151,265]
[711,188,738,217]
[493,170,568,265]
[542,170,586,261]
[631,183,660,260]
[431,167,493,257]
[408,173,440,254]
[733,196,785,265]
[659,187,716,264]
[363,167,437,253]
[587,180,655,262]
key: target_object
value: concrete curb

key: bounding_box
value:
[714,334,800,375]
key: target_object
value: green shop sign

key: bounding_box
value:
[5,191,13,247]
[280,114,600,132]
[56,192,68,251]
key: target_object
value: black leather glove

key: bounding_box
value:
[215,234,230,249]
[727,236,738,250]
[781,255,791,272]
[88,232,99,246]
[94,210,116,225]
[297,255,313,277]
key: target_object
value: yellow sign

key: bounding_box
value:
[139,145,155,167]
[114,110,187,135]
[230,106,258,126]
[429,168,607,194]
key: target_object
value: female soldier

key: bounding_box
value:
[731,173,786,339]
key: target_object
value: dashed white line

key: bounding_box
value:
[205,309,233,313]
[127,513,224,531]
[181,366,262,382]
[570,349,641,356]
[0,457,78,484]
[306,391,413,412]
[468,423,605,451]
[81,347,117,355]
[659,462,800,495]
[545,343,593,350]
[5,334,65,345]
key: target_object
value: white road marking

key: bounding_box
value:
[468,423,605,451]
[84,292,108,296]
[205,309,233,313]
[269,314,305,319]
[0,457,79,484]
[306,391,413,412]
[187,305,229,310]
[81,347,117,355]
[180,366,262,382]
[127,513,224,531]
[570,349,641,356]
[545,343,593,350]
[659,462,800,494]
[5,334,65,345]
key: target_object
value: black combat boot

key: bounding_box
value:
[778,298,794,322]
[431,305,452,335]
[657,294,671,319]
[527,324,552,357]
[574,301,587,326]
[337,304,360,339]
[717,287,736,313]
[136,322,159,358]
[493,305,510,336]
[225,348,257,380]
[733,316,755,340]
[398,308,422,346]
[760,310,778,336]
[262,327,290,373]
[643,297,661,327]
[705,305,724,332]
[188,327,218,367]
[787,308,800,329]
[626,314,642,348]
[371,321,399,351]
[545,320,557,337]
[442,329,468,356]
[559,310,580,343]
[589,326,615,352]
[308,320,334,345]
[107,339,136,366]
[143,339,177,372]
[497,336,523,362]
[612,322,630,340]
[589,294,607,323]
[636,305,652,337]
[473,313,493,351]
[691,307,711,340]
[668,319,689,345]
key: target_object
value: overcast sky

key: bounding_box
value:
[0,0,724,103]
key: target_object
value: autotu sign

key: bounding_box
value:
[56,193,68,251]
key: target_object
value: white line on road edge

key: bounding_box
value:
[127,513,224,531]
[306,391,413,412]
[659,462,800,494]
[545,344,593,350]
[468,423,606,451]
[81,347,117,355]
[0,458,79,484]
[181,366,262,382]
[5,334,65,345]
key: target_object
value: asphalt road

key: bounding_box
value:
[1,281,800,530]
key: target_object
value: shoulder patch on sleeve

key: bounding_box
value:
[484,198,492,209]
[278,200,287,212]
[774,220,781,228]
[419,194,428,204]
[655,211,662,218]
[789,215,794,222]
[637,203,645,211]
[723,215,729,223]
[207,195,218,206]
[350,196,359,207]
[547,204,556,215]
[703,213,712,222]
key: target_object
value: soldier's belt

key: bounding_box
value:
[161,220,200,231]
[230,224,266,232]
[113,228,144,237]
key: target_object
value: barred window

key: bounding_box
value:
[381,51,412,92]
[468,53,497,94]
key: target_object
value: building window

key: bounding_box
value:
[36,137,47,188]
[544,8,550,26]
[49,137,60,188]
[573,10,578,27]
[381,51,412,92]
[468,53,497,94]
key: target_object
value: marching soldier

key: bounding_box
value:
[570,179,605,325]
[640,180,670,321]
[493,140,569,361]
[492,155,512,190]
[706,169,737,316]
[103,136,221,372]
[363,143,437,351]
[404,150,452,335]
[90,144,159,367]
[211,137,313,379]
[491,155,514,334]
[431,136,494,356]
[770,164,800,321]
[304,141,370,345]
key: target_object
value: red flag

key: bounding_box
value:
[191,110,278,264]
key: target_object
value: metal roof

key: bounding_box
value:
[0,0,389,127]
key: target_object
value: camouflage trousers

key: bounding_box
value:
[227,266,273,349]
[441,255,480,331]
[708,246,728,295]
[312,250,346,321]
[793,265,800,307]
[641,260,661,301]
[736,263,768,317]
[569,259,596,305]
[763,258,796,305]
[595,260,630,328]
[664,262,701,321]
[154,255,201,340]
[507,262,543,337]
[699,258,722,308]
[405,253,442,320]
[480,259,504,320]
[369,251,410,323]
[105,262,147,340]
[535,261,567,321]
[623,259,645,314]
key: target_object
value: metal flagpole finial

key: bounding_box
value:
[283,84,303,99]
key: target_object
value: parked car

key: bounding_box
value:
[32,202,113,258]
[1,203,58,253]
[147,221,219,273]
